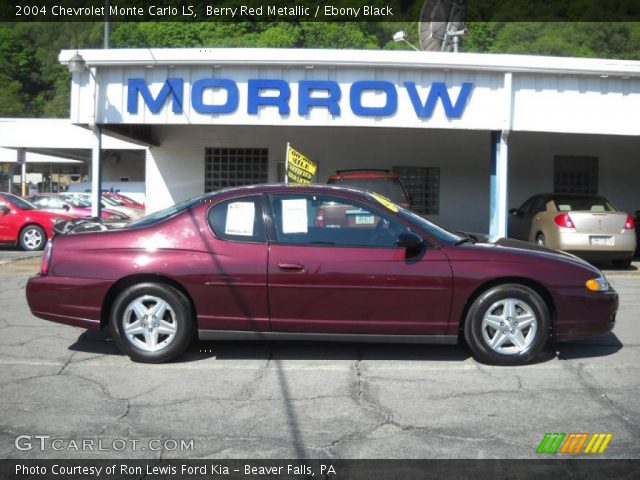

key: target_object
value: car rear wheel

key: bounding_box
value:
[464,284,550,365]
[109,283,195,363]
[535,233,546,247]
[19,225,46,251]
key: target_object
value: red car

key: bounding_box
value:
[26,193,127,221]
[26,185,617,365]
[327,169,412,209]
[0,193,73,251]
[103,192,145,209]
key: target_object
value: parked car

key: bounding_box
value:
[103,192,145,209]
[327,169,411,209]
[64,192,143,220]
[26,185,617,365]
[0,192,72,251]
[26,193,127,221]
[508,193,636,268]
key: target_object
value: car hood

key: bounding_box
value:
[460,232,598,271]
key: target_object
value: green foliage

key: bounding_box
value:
[1,20,640,119]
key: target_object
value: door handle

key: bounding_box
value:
[277,262,305,271]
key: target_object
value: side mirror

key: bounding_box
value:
[508,208,519,215]
[396,231,424,250]
[0,204,10,214]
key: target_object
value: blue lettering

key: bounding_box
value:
[127,78,184,114]
[192,79,239,114]
[298,80,341,116]
[247,79,290,115]
[350,81,397,116]
[404,82,473,119]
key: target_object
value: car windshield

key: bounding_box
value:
[328,177,408,204]
[2,193,37,210]
[552,195,616,212]
[62,196,90,208]
[102,196,124,206]
[128,193,218,228]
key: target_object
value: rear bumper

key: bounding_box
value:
[26,275,111,330]
[551,230,636,259]
[553,288,618,341]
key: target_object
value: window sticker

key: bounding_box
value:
[281,198,308,234]
[370,192,399,212]
[225,202,255,236]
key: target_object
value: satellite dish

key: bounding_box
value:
[418,0,466,52]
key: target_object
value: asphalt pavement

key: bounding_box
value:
[0,256,638,460]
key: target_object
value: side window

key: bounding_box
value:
[31,197,46,207]
[208,195,266,243]
[519,197,536,214]
[268,194,407,247]
[531,196,547,213]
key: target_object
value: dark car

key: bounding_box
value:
[327,169,411,209]
[26,184,617,365]
[0,192,73,251]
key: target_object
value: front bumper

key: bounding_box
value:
[553,287,618,341]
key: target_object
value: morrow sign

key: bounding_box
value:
[127,78,474,118]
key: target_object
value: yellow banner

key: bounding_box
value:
[286,146,317,184]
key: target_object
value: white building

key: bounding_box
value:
[58,48,640,235]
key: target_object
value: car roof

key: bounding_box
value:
[209,183,387,200]
[328,169,400,179]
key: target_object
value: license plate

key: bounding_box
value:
[590,236,614,246]
[355,215,375,225]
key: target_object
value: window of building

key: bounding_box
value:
[204,147,268,193]
[392,166,440,215]
[268,194,407,248]
[553,156,598,195]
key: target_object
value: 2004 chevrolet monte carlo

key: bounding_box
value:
[26,184,618,365]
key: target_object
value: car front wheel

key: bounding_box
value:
[464,284,550,365]
[110,283,195,363]
[19,225,46,251]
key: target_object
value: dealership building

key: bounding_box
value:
[45,48,640,234]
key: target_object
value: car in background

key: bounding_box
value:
[0,192,72,251]
[508,193,636,268]
[27,193,128,221]
[327,169,411,209]
[65,192,144,220]
[103,192,145,209]
[27,184,617,365]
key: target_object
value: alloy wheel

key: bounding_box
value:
[122,295,178,352]
[481,298,538,355]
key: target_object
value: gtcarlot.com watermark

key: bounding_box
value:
[15,434,194,452]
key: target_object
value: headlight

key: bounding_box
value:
[586,275,610,292]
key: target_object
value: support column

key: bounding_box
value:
[489,131,509,237]
[90,127,102,218]
[17,149,26,196]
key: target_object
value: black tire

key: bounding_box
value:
[464,284,550,366]
[535,233,546,247]
[109,283,195,363]
[19,224,46,251]
[612,258,632,269]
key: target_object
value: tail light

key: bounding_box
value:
[40,239,53,276]
[624,215,635,230]
[553,213,575,229]
[315,208,325,227]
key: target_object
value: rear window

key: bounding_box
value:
[552,196,616,212]
[327,177,408,204]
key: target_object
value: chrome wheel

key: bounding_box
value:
[22,227,44,250]
[536,235,545,247]
[122,295,178,352]
[481,298,538,355]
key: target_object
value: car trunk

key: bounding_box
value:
[567,211,627,234]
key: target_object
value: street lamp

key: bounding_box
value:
[67,52,87,74]
[393,31,420,52]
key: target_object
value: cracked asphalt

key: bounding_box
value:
[0,257,639,460]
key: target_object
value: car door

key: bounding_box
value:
[198,194,270,332]
[0,195,21,242]
[509,196,537,240]
[265,192,453,335]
